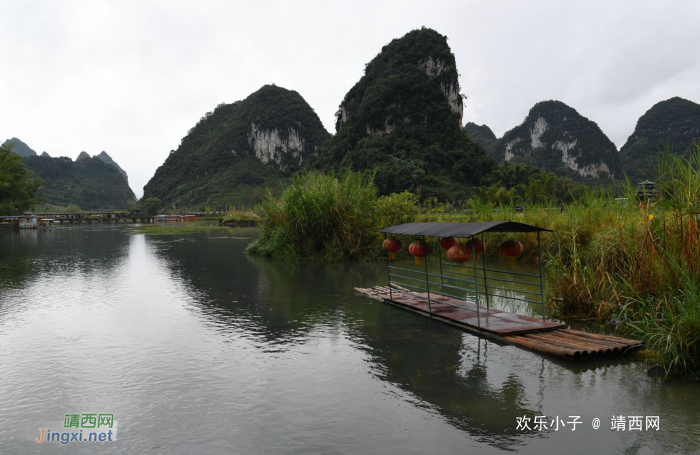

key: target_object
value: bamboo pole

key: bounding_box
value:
[527,332,609,356]
[560,329,642,346]
[522,333,602,357]
[504,335,583,359]
[552,331,627,351]
[545,331,621,354]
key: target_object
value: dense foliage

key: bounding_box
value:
[619,97,700,182]
[0,143,42,214]
[488,101,621,179]
[23,154,136,210]
[143,85,331,210]
[475,162,591,205]
[141,197,162,217]
[463,122,497,150]
[246,170,379,261]
[376,191,419,227]
[312,28,495,201]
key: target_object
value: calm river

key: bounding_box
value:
[1,225,698,454]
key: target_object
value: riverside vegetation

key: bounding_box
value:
[247,148,700,377]
[0,143,42,215]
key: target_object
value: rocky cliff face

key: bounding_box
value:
[489,101,620,179]
[315,27,494,201]
[247,123,305,169]
[619,97,700,180]
[419,55,463,123]
[143,84,330,208]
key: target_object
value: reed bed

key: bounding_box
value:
[246,170,379,261]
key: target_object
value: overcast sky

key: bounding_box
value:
[2,0,700,198]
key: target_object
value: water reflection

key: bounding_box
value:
[150,233,700,453]
[347,310,543,449]
[148,228,354,346]
[150,230,544,450]
[0,226,130,282]
[0,226,130,321]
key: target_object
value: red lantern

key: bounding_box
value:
[408,240,428,266]
[500,240,524,265]
[465,238,485,259]
[439,237,457,250]
[447,245,471,263]
[383,237,402,260]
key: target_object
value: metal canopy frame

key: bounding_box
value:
[378,221,551,237]
[381,221,550,328]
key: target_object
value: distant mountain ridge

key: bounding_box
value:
[2,137,37,157]
[95,151,129,184]
[7,139,131,186]
[77,150,129,184]
[24,153,136,210]
[463,123,497,150]
[142,84,331,208]
[4,138,136,210]
[487,100,620,179]
[619,97,700,181]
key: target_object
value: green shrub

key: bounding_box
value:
[376,191,419,227]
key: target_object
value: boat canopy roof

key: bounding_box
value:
[378,221,551,238]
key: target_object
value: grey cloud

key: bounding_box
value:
[2,0,699,197]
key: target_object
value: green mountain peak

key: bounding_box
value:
[619,96,700,181]
[143,84,330,209]
[3,137,37,157]
[313,27,495,200]
[488,100,620,179]
[464,123,497,150]
[95,151,129,184]
[24,153,136,210]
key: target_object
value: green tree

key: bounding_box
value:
[0,143,42,215]
[377,191,419,227]
[142,197,162,218]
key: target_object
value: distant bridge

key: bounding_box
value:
[32,211,219,224]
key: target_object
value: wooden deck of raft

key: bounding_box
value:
[354,285,643,360]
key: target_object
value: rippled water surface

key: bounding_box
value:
[1,226,699,454]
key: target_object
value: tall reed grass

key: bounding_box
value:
[246,170,379,261]
[617,147,700,376]
[413,148,700,376]
[510,147,700,376]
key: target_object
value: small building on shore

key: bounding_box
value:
[152,214,197,223]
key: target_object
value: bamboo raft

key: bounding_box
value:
[354,285,643,360]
